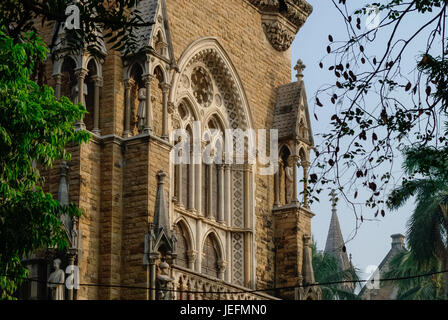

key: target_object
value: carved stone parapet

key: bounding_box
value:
[249,0,312,51]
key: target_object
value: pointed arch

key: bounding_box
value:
[201,229,225,261]
[170,37,254,130]
[201,230,224,278]
[174,218,194,269]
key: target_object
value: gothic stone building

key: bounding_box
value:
[23,0,320,300]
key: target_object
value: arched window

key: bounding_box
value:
[129,63,144,135]
[279,146,291,205]
[181,125,193,208]
[173,101,196,210]
[175,223,190,268]
[152,66,165,136]
[60,57,77,100]
[202,117,223,220]
[84,59,98,132]
[201,235,219,278]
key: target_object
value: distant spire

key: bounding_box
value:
[324,190,350,271]
[153,171,169,232]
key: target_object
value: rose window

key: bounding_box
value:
[191,67,213,107]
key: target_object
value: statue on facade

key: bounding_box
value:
[156,261,174,300]
[47,258,65,300]
[137,87,146,132]
[285,156,295,204]
[70,82,88,106]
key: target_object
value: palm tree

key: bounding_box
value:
[388,146,448,299]
[311,241,359,300]
[384,251,445,300]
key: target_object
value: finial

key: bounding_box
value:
[157,170,166,184]
[294,59,306,81]
[60,161,69,177]
[330,189,338,208]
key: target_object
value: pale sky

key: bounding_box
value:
[290,0,435,282]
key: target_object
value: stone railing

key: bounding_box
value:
[171,265,279,300]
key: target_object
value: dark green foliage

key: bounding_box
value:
[0,28,90,299]
[0,0,149,56]
[384,251,445,300]
[311,241,359,300]
[387,144,448,298]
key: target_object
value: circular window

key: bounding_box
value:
[191,67,213,107]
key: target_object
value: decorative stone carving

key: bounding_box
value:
[191,66,213,108]
[232,233,244,286]
[157,261,175,300]
[285,156,295,204]
[47,258,65,300]
[71,82,88,106]
[137,87,147,132]
[249,0,313,51]
[262,17,295,52]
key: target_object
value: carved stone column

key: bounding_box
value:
[224,164,231,225]
[123,78,135,138]
[207,164,213,219]
[74,68,88,131]
[217,164,225,223]
[161,83,171,140]
[302,160,310,208]
[187,250,197,270]
[274,169,279,207]
[243,165,252,287]
[218,260,227,281]
[66,254,76,300]
[195,162,202,215]
[143,75,154,134]
[195,220,202,272]
[176,161,183,207]
[91,76,103,135]
[225,232,232,282]
[292,155,299,203]
[188,151,195,210]
[53,74,62,100]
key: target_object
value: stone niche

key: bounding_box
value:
[248,0,313,51]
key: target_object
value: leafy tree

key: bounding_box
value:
[0,0,152,300]
[311,240,359,300]
[384,251,445,299]
[0,28,90,299]
[388,146,448,299]
[1,0,150,54]
[309,0,448,225]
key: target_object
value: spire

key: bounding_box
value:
[324,190,350,271]
[144,170,177,267]
[153,170,169,232]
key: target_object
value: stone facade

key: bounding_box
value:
[359,234,407,300]
[24,0,317,300]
